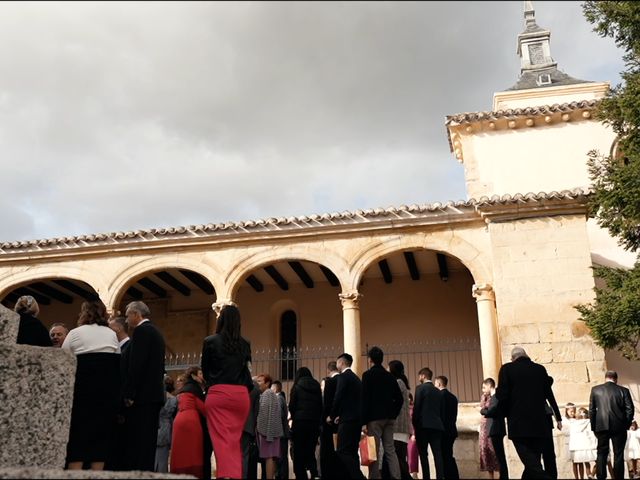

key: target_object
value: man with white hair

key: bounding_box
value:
[495,346,560,479]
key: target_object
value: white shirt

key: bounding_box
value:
[330,371,339,378]
[61,324,120,355]
[119,337,130,349]
[137,318,150,327]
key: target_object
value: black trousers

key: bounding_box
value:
[320,424,341,479]
[105,413,127,471]
[336,421,366,479]
[512,437,551,480]
[415,428,444,479]
[124,402,162,472]
[275,437,290,480]
[441,435,459,479]
[490,435,509,480]
[541,433,557,479]
[595,430,627,480]
[242,432,259,479]
[292,420,320,479]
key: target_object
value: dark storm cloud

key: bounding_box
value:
[0,1,624,242]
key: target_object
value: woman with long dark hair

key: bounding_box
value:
[288,367,323,479]
[387,360,413,480]
[201,304,253,479]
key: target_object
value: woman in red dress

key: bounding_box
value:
[170,367,207,478]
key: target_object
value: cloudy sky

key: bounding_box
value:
[0,1,625,242]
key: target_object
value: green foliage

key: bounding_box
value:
[576,263,640,360]
[576,2,640,359]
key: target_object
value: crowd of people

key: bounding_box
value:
[13,294,639,479]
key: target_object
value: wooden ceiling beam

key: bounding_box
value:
[288,261,314,289]
[52,279,98,301]
[403,251,420,280]
[137,277,167,298]
[378,259,393,284]
[29,282,74,304]
[264,265,289,291]
[437,253,449,281]
[178,269,215,295]
[126,286,144,300]
[155,271,191,296]
[319,265,340,287]
[246,274,264,292]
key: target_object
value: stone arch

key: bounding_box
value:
[0,265,104,301]
[224,245,350,300]
[348,231,491,291]
[107,255,222,310]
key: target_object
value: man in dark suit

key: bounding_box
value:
[542,376,562,480]
[122,301,166,472]
[434,375,459,480]
[412,367,445,480]
[362,346,403,479]
[105,315,131,471]
[496,346,560,480]
[328,353,366,479]
[589,370,634,480]
[321,361,341,479]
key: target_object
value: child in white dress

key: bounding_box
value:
[569,407,597,479]
[626,420,640,479]
[564,403,579,479]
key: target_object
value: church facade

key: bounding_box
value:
[0,3,637,476]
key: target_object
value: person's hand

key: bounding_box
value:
[326,416,332,425]
[557,420,563,431]
[334,416,340,425]
[124,398,134,408]
[362,425,368,435]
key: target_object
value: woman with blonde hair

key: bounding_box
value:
[62,299,120,470]
[15,295,52,347]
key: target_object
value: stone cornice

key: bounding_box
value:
[0,189,591,261]
[445,100,599,161]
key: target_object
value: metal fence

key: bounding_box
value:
[165,337,483,403]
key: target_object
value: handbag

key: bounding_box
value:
[359,435,377,466]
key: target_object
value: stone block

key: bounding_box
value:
[571,320,591,338]
[552,340,595,363]
[499,324,540,345]
[551,381,594,406]
[0,304,19,345]
[0,468,195,479]
[592,343,605,361]
[538,322,572,343]
[545,362,588,383]
[0,345,76,469]
[587,360,606,383]
[524,343,553,364]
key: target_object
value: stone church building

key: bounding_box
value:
[0,2,637,477]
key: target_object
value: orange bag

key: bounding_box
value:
[359,435,377,466]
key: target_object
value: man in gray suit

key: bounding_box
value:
[589,370,634,480]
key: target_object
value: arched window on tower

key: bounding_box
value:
[280,310,297,380]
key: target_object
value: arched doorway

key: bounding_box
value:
[113,268,216,368]
[358,249,482,402]
[0,278,100,337]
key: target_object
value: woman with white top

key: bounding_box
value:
[62,300,120,471]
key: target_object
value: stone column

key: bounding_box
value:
[339,291,363,375]
[472,283,501,381]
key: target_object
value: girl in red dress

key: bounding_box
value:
[170,367,207,478]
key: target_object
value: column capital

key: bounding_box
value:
[212,299,238,318]
[472,283,495,302]
[339,291,363,309]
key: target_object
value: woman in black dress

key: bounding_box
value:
[15,295,52,347]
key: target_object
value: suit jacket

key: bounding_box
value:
[123,321,165,405]
[412,381,444,431]
[589,381,634,433]
[323,374,338,433]
[440,388,458,438]
[480,394,506,437]
[495,356,557,439]
[330,368,362,424]
[362,364,403,424]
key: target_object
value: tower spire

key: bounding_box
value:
[507,1,589,90]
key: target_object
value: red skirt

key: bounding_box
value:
[170,408,204,478]
[206,384,250,479]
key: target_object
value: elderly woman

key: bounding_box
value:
[257,373,284,479]
[62,300,120,470]
[14,295,52,347]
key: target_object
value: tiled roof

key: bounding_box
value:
[0,189,591,254]
[445,99,599,126]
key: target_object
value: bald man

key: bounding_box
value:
[49,323,69,348]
